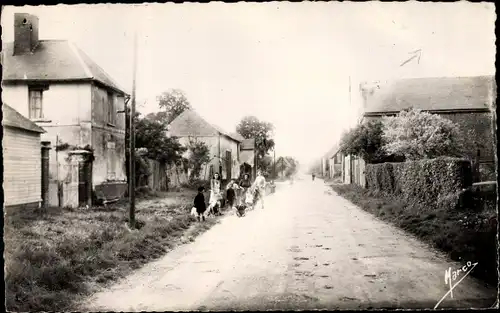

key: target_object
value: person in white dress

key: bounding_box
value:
[208,173,222,215]
[252,170,267,209]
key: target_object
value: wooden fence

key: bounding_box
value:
[143,159,188,191]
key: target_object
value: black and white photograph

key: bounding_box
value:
[1,1,497,311]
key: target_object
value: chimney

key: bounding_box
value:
[13,13,39,55]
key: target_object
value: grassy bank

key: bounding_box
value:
[330,184,498,287]
[4,189,220,312]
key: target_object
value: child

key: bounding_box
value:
[226,182,237,210]
[194,186,207,221]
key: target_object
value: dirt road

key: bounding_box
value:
[82,178,497,310]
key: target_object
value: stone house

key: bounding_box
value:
[2,13,129,207]
[2,104,47,210]
[341,75,496,185]
[168,109,243,181]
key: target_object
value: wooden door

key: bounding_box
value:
[226,150,232,180]
[78,160,92,206]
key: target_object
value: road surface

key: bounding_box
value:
[82,178,497,311]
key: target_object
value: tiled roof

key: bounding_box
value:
[230,132,246,142]
[362,75,495,114]
[2,104,45,133]
[325,144,340,159]
[2,40,128,95]
[168,109,242,142]
[241,138,255,150]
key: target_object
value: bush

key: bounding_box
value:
[366,157,473,211]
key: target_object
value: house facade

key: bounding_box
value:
[340,75,496,185]
[325,145,342,179]
[2,13,129,207]
[2,104,46,209]
[168,109,243,181]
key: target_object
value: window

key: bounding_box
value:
[106,142,116,180]
[29,88,43,119]
[107,91,115,125]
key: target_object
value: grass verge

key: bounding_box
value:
[330,184,498,287]
[4,188,222,312]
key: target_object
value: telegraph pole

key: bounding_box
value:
[273,148,276,179]
[129,31,138,229]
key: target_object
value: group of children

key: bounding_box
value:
[192,172,266,221]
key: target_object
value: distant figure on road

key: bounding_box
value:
[312,174,315,181]
[253,170,266,209]
[194,186,207,222]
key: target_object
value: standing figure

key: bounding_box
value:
[226,180,237,210]
[239,173,252,195]
[253,170,267,209]
[193,186,207,221]
[208,173,222,216]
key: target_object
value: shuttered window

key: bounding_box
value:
[107,92,115,125]
[107,142,116,180]
[29,88,43,119]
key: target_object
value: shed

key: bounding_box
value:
[2,104,46,208]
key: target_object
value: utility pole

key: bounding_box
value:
[281,157,284,179]
[129,31,138,229]
[273,148,276,179]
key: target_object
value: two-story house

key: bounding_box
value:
[168,109,243,182]
[2,13,129,207]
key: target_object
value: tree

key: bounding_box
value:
[144,111,170,125]
[186,138,211,181]
[125,107,187,186]
[156,89,192,124]
[236,115,275,159]
[382,108,466,160]
[276,156,299,178]
[339,120,390,163]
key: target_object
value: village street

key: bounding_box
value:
[82,177,496,311]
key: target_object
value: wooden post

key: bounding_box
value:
[41,141,51,209]
[129,31,138,229]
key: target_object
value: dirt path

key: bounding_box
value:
[82,179,497,310]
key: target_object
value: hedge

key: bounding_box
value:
[366,157,473,211]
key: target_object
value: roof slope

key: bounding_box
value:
[168,109,242,142]
[325,144,340,159]
[241,138,255,150]
[2,104,45,133]
[363,75,495,114]
[2,40,127,95]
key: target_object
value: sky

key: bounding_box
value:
[1,2,496,167]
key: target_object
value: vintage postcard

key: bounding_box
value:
[2,1,497,311]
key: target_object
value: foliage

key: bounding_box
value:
[339,120,391,163]
[186,138,211,181]
[382,108,466,160]
[276,156,299,178]
[134,116,186,164]
[144,111,170,125]
[365,157,473,211]
[125,107,186,186]
[156,89,192,124]
[258,155,274,178]
[236,116,275,159]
